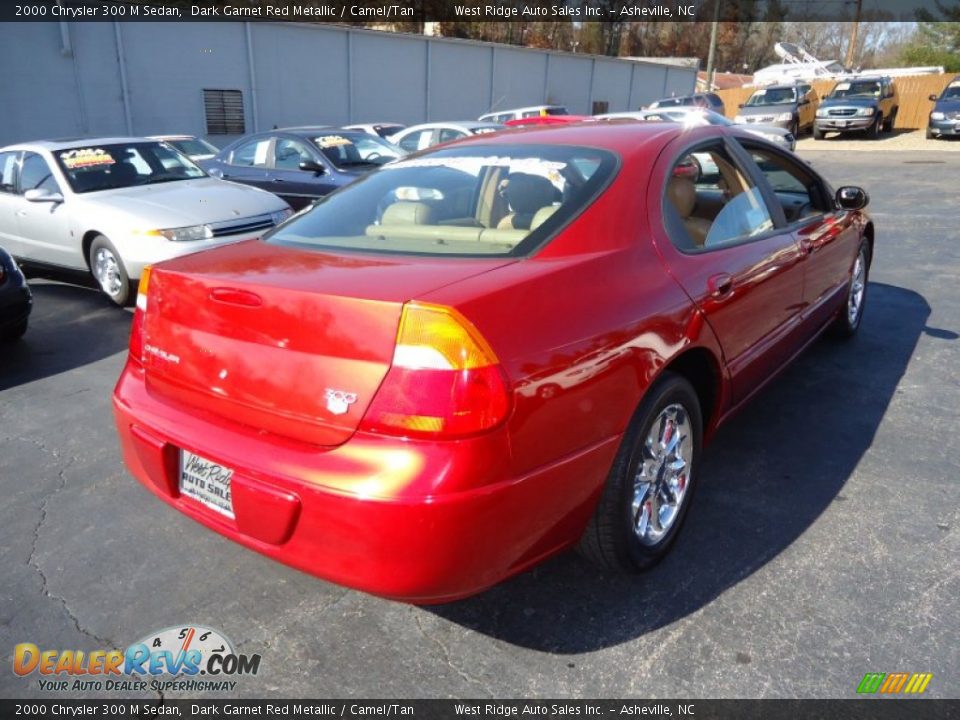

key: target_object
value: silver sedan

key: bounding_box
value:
[598,108,797,151]
[0,138,292,305]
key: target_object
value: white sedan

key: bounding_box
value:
[388,122,503,153]
[0,138,292,305]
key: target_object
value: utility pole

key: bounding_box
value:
[844,0,864,69]
[704,0,721,91]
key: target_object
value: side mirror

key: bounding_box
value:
[738,103,745,109]
[929,94,939,102]
[836,186,869,211]
[24,188,64,204]
[298,160,326,175]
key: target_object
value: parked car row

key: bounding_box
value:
[201,127,405,211]
[0,137,293,305]
[655,75,960,142]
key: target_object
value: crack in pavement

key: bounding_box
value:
[414,611,492,697]
[25,452,119,650]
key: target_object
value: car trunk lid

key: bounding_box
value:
[141,240,513,447]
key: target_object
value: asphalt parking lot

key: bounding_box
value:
[1,149,957,700]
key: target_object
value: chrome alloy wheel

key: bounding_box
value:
[631,403,693,546]
[93,246,123,298]
[848,250,866,326]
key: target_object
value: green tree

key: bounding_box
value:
[901,4,960,72]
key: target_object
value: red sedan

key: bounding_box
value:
[113,122,872,602]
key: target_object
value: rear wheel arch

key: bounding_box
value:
[863,221,875,267]
[658,347,723,436]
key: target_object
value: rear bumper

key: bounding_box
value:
[113,361,617,602]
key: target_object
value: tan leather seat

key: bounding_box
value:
[496,173,559,230]
[667,176,711,248]
[381,202,436,225]
[530,205,559,230]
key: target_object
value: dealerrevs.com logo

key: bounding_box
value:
[13,625,260,693]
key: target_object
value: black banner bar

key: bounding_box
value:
[2,700,959,720]
[0,0,953,23]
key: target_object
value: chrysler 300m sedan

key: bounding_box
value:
[113,122,872,602]
[0,138,292,305]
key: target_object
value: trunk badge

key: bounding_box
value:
[325,389,358,416]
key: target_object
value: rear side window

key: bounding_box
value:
[266,144,618,258]
[664,143,774,252]
[230,138,271,167]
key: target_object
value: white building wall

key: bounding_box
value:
[0,21,697,146]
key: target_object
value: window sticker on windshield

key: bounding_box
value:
[834,82,851,91]
[949,81,960,89]
[316,135,353,148]
[753,89,766,96]
[60,148,116,169]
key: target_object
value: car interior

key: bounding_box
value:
[666,143,827,251]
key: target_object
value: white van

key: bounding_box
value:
[478,105,569,123]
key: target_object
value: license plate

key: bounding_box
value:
[179,450,235,519]
[838,120,848,127]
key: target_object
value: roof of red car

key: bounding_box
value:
[467,119,692,155]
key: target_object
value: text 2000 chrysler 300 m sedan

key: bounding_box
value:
[113,122,873,602]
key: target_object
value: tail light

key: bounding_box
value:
[128,266,151,365]
[360,302,511,439]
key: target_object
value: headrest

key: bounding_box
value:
[667,176,696,218]
[530,205,559,230]
[381,202,435,225]
[110,162,138,184]
[502,173,558,214]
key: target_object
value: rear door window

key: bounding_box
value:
[230,138,271,167]
[664,142,775,251]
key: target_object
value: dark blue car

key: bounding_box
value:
[927,77,960,140]
[0,246,31,342]
[201,127,405,210]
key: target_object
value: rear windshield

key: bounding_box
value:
[54,142,205,193]
[266,144,618,258]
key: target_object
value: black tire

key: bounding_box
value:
[813,126,825,140]
[88,235,132,307]
[1,319,28,342]
[868,115,881,140]
[831,240,870,339]
[790,119,800,139]
[578,373,703,572]
[884,108,897,133]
